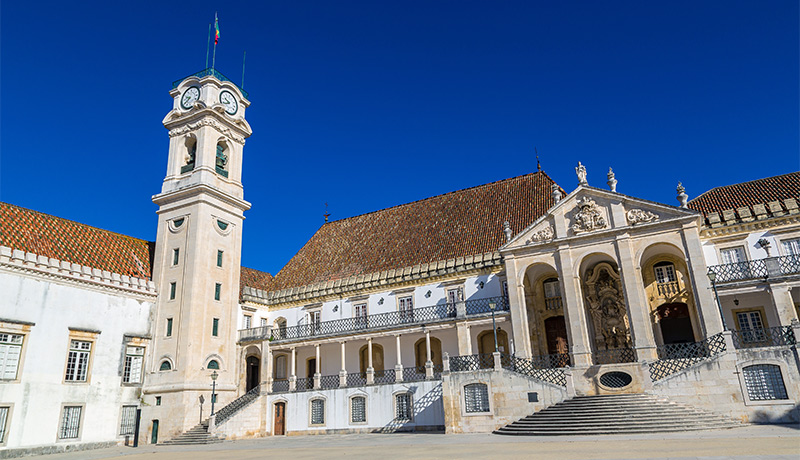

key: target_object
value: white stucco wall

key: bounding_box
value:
[0,271,154,450]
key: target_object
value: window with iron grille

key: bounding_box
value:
[0,406,9,444]
[395,393,412,420]
[464,383,490,413]
[310,399,325,425]
[743,364,788,400]
[59,406,82,439]
[119,405,137,435]
[350,396,366,423]
[123,346,144,384]
[65,340,91,382]
[654,262,677,284]
[0,333,23,380]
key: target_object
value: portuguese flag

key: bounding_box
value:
[214,13,220,45]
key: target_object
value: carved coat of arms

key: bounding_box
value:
[571,197,607,234]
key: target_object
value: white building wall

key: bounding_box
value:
[0,271,153,450]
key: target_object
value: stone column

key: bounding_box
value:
[366,338,375,385]
[339,341,348,387]
[768,284,799,326]
[314,344,321,389]
[425,330,434,379]
[394,335,404,381]
[456,322,472,356]
[554,246,592,366]
[614,235,658,361]
[681,223,724,335]
[288,347,297,391]
[261,343,273,395]
[506,255,533,358]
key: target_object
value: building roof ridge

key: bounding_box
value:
[689,171,800,204]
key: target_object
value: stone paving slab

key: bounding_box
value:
[21,424,800,460]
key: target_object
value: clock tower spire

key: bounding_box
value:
[144,69,252,440]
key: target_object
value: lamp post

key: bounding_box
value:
[489,301,498,352]
[706,269,727,330]
[210,370,219,416]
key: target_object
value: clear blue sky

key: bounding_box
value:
[1,1,798,275]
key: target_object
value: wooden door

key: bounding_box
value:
[150,420,159,444]
[274,402,285,435]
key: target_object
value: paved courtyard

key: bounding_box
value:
[31,425,800,460]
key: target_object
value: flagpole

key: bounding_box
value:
[212,12,218,71]
[205,24,211,69]
[241,51,246,89]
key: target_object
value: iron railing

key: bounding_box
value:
[374,369,396,384]
[272,379,289,393]
[593,347,637,365]
[433,363,444,379]
[649,333,726,381]
[295,377,314,391]
[346,373,367,387]
[500,354,567,387]
[172,68,250,99]
[214,383,262,425]
[402,367,428,382]
[449,354,494,372]
[707,256,800,284]
[731,326,796,349]
[319,374,340,390]
[239,296,509,343]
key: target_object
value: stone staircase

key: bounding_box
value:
[160,421,224,445]
[494,394,740,436]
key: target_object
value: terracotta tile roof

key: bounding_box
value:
[688,172,800,225]
[239,266,274,298]
[264,171,560,292]
[0,201,154,278]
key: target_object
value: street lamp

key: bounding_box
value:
[210,370,219,416]
[706,269,728,330]
[489,301,498,352]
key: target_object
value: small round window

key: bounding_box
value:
[599,371,632,388]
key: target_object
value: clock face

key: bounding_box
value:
[219,90,238,115]
[180,87,200,109]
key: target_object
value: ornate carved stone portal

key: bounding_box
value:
[571,197,607,234]
[583,262,631,351]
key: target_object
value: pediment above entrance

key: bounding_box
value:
[502,186,699,251]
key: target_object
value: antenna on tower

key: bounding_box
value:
[241,51,247,89]
[205,23,211,69]
[324,202,331,223]
[535,147,541,171]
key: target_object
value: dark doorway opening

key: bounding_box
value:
[246,355,260,392]
[658,303,695,344]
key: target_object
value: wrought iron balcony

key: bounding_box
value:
[731,326,796,349]
[238,296,509,344]
[708,256,800,284]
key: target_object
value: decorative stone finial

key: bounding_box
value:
[503,221,513,242]
[551,183,563,203]
[575,161,588,186]
[676,182,688,208]
[607,167,617,192]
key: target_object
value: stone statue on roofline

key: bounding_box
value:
[576,162,588,186]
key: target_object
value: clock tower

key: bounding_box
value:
[143,70,252,440]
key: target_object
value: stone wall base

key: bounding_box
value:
[0,441,118,459]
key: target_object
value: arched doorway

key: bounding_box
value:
[274,402,286,435]
[414,337,442,371]
[657,303,695,345]
[359,344,385,376]
[477,328,509,355]
[246,355,260,392]
[544,316,570,367]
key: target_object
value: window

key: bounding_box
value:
[395,393,412,420]
[0,333,23,380]
[172,248,180,266]
[215,143,228,177]
[307,310,321,335]
[212,318,219,337]
[399,296,414,322]
[122,346,144,384]
[260,318,268,328]
[351,396,366,423]
[120,405,137,435]
[59,406,82,439]
[169,282,176,300]
[214,283,221,301]
[65,340,91,382]
[446,287,463,305]
[782,238,800,256]
[354,303,368,329]
[543,278,562,310]
[654,262,677,284]
[276,318,287,339]
[464,383,490,413]
[207,360,219,370]
[310,399,325,425]
[0,406,9,445]
[216,250,223,267]
[155,396,161,406]
[736,310,766,342]
[743,364,788,400]
[275,355,287,379]
[159,360,172,371]
[166,318,173,337]
[720,247,747,264]
[243,315,252,330]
